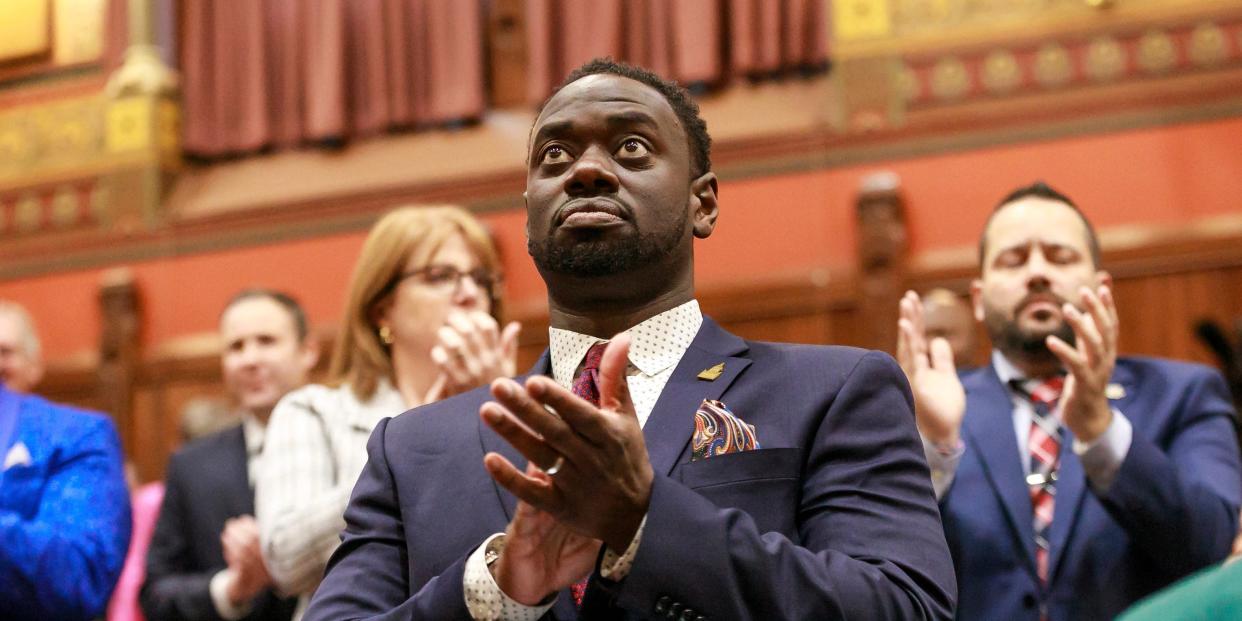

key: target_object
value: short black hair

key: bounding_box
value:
[221,289,310,342]
[978,181,1102,269]
[538,57,712,178]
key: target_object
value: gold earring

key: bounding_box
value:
[379,325,394,345]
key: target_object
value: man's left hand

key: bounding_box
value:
[481,333,653,552]
[1046,285,1119,444]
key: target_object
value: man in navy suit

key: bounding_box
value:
[142,290,318,621]
[0,384,131,620]
[897,181,1242,620]
[305,58,955,620]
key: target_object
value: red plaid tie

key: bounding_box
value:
[1012,376,1065,586]
[569,342,607,608]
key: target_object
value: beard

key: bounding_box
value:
[529,224,684,278]
[983,302,1077,361]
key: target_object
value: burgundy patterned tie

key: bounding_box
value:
[1012,376,1065,586]
[569,342,607,608]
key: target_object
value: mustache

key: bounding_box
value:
[1015,291,1069,315]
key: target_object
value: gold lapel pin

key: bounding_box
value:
[1106,383,1126,400]
[697,363,725,381]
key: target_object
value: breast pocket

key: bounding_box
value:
[1,463,49,519]
[678,447,801,538]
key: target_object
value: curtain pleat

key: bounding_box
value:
[181,0,485,158]
[525,0,827,105]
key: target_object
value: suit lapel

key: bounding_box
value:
[1046,363,1136,585]
[479,352,550,521]
[644,318,750,476]
[962,367,1037,574]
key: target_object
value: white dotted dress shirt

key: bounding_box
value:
[463,300,704,620]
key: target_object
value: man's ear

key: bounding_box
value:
[1097,269,1113,290]
[690,172,719,239]
[970,279,986,323]
[300,336,322,373]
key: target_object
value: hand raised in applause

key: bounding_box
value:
[220,515,272,607]
[480,334,652,603]
[426,310,521,403]
[897,291,967,446]
[489,471,602,605]
[1045,285,1119,444]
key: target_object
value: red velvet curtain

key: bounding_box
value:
[524,0,828,105]
[181,0,485,158]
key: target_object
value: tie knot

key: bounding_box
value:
[581,342,608,373]
[1011,376,1065,407]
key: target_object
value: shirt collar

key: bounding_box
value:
[242,413,266,457]
[548,300,703,386]
[992,350,1065,392]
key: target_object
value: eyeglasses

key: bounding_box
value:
[397,264,499,298]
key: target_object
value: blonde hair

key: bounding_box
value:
[329,205,502,401]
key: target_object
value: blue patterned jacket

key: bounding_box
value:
[0,385,132,620]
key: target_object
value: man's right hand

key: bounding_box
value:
[491,465,602,605]
[221,515,272,606]
[897,291,967,446]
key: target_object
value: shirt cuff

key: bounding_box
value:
[209,568,254,621]
[599,514,646,581]
[921,434,964,500]
[1072,408,1132,493]
[463,533,556,621]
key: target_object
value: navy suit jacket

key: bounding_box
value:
[141,425,297,621]
[306,318,956,620]
[942,357,1242,621]
[0,387,131,621]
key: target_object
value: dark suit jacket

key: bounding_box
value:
[305,318,956,620]
[0,387,131,621]
[942,357,1242,621]
[141,424,297,621]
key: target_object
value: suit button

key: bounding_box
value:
[679,608,696,621]
[669,602,684,618]
[655,596,670,614]
[1022,593,1037,608]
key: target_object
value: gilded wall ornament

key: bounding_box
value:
[1085,36,1126,82]
[15,194,42,233]
[896,63,922,103]
[1136,30,1176,74]
[1189,22,1227,67]
[931,57,971,100]
[1035,43,1073,87]
[982,50,1022,94]
[51,187,79,228]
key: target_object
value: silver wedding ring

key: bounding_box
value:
[544,455,565,476]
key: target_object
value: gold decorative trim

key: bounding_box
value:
[1085,36,1126,82]
[982,50,1022,94]
[1190,22,1228,66]
[1035,43,1074,88]
[931,57,970,100]
[1136,30,1177,74]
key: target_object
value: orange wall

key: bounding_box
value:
[4,114,1242,361]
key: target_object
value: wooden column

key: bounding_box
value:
[854,171,908,354]
[98,269,141,459]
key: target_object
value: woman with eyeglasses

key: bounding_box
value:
[255,206,519,618]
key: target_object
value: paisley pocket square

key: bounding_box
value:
[691,399,759,461]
